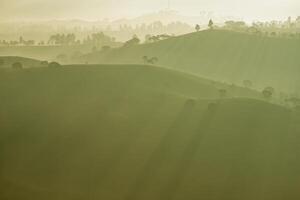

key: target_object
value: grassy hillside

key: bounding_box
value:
[0,45,94,62]
[0,56,42,68]
[1,64,300,200]
[84,30,300,93]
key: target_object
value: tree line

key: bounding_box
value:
[193,17,300,38]
[0,32,117,47]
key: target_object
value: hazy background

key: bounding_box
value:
[0,0,299,22]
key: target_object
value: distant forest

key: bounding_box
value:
[1,16,300,48]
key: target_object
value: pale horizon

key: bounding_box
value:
[0,0,299,23]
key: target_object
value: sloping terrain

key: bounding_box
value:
[83,30,300,92]
[0,56,43,68]
[1,65,300,200]
[0,45,95,62]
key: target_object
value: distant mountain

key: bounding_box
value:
[111,10,239,27]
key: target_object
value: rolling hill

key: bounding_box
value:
[0,45,96,62]
[83,30,300,93]
[1,64,300,200]
[0,56,43,68]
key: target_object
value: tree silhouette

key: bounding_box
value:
[262,87,274,100]
[218,89,227,99]
[208,19,214,29]
[142,56,148,64]
[48,62,61,68]
[142,56,159,65]
[40,61,49,67]
[265,86,275,94]
[148,57,158,65]
[124,35,140,47]
[195,24,200,32]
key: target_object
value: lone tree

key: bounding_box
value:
[265,86,275,94]
[142,56,148,64]
[142,56,158,65]
[148,57,158,65]
[124,35,140,47]
[40,61,49,67]
[208,19,214,29]
[48,62,61,68]
[262,87,274,100]
[12,62,23,69]
[218,89,227,99]
[195,24,201,32]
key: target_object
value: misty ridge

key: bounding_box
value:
[1,3,300,200]
[1,10,300,43]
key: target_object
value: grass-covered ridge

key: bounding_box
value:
[1,64,300,200]
[84,30,300,92]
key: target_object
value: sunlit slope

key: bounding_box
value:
[85,30,300,92]
[0,56,42,68]
[1,65,300,200]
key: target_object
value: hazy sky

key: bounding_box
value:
[0,0,299,21]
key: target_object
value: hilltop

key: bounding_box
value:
[83,30,300,93]
[1,64,300,200]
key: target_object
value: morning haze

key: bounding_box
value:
[1,0,300,200]
[0,0,299,21]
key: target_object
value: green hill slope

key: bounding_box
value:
[0,45,93,62]
[1,65,300,200]
[0,56,42,68]
[0,42,123,63]
[84,30,300,92]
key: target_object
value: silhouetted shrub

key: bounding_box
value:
[195,24,200,32]
[265,86,275,94]
[142,56,148,64]
[262,87,273,100]
[148,57,158,64]
[48,62,61,68]
[218,89,227,98]
[208,19,214,29]
[40,61,49,67]
[123,35,140,47]
[142,56,159,65]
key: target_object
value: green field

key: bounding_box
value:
[84,30,300,93]
[1,64,300,200]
